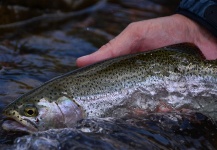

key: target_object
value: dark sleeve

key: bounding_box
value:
[176,0,217,38]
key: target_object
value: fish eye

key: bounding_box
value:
[23,105,38,117]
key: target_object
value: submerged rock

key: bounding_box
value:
[0,0,103,30]
[1,0,100,11]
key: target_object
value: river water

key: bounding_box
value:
[0,0,216,149]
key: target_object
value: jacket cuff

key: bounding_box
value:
[176,0,217,38]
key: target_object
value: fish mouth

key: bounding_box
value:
[2,117,38,133]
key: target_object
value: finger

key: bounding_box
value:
[76,26,138,67]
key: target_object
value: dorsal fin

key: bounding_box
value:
[164,43,205,58]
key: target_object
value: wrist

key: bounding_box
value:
[172,14,217,60]
[175,0,217,59]
[176,0,217,38]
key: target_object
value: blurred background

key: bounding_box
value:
[0,0,180,107]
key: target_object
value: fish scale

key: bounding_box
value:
[2,44,217,132]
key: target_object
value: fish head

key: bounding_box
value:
[2,95,84,133]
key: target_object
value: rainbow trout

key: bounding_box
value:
[2,44,217,133]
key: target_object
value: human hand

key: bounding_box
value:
[76,14,217,67]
